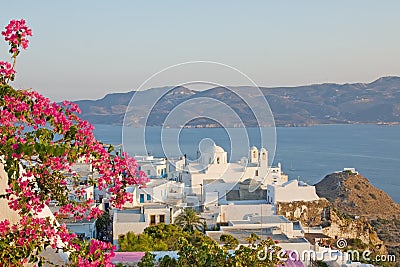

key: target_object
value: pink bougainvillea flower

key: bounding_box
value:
[0,18,149,266]
[1,19,32,51]
[0,61,15,80]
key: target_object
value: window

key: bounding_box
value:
[262,152,266,160]
[255,170,259,176]
[140,194,144,203]
[217,157,220,164]
[150,215,156,225]
[159,214,165,223]
[147,194,151,201]
[147,170,151,176]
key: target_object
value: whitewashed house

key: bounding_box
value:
[112,204,173,248]
[60,217,97,240]
[266,180,319,204]
[134,179,184,205]
[135,155,168,179]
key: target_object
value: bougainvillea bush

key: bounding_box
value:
[0,19,148,266]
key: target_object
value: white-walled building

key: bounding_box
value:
[61,217,97,240]
[135,155,168,179]
[219,203,275,222]
[133,179,184,206]
[178,144,288,206]
[266,180,319,204]
[202,202,276,228]
[206,215,311,255]
[113,204,174,248]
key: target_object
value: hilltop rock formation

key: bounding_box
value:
[315,171,400,219]
[315,171,400,261]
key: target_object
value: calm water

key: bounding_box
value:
[93,124,400,203]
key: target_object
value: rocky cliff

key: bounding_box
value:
[315,171,400,219]
[315,171,400,261]
[276,199,386,255]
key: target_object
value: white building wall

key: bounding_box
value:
[219,204,275,222]
[182,146,287,200]
[203,181,238,205]
[278,241,312,257]
[66,222,96,239]
[204,191,219,207]
[113,222,148,248]
[85,186,94,201]
[136,181,184,204]
[135,156,168,178]
[267,180,319,203]
[144,208,170,225]
[227,217,295,238]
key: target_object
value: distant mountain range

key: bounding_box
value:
[74,76,400,127]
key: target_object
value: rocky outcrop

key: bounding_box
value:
[276,199,331,227]
[315,171,400,260]
[276,198,387,255]
[315,171,400,219]
[323,210,386,254]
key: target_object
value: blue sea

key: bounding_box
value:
[93,124,400,203]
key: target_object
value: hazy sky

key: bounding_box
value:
[1,1,399,101]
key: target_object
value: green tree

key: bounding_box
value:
[138,252,156,267]
[118,231,168,252]
[231,238,285,267]
[123,225,285,266]
[176,236,228,267]
[245,232,261,246]
[95,211,111,237]
[175,208,206,233]
[144,223,189,250]
[158,255,178,267]
[220,234,239,250]
[118,224,189,252]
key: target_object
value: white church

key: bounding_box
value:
[175,144,318,206]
